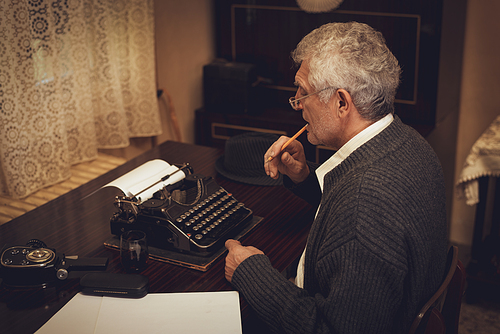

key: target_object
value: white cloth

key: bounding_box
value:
[456,115,500,205]
[295,113,394,288]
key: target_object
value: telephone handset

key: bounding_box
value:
[0,239,108,288]
[110,173,254,256]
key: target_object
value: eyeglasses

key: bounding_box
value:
[288,87,335,110]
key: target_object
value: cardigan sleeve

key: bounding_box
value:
[283,161,322,208]
[231,242,406,334]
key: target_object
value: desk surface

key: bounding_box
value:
[0,141,314,334]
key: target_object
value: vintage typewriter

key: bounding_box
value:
[109,160,253,257]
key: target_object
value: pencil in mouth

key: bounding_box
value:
[267,124,308,162]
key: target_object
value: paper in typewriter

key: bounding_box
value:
[104,159,185,201]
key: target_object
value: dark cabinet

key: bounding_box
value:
[212,0,442,133]
[199,0,444,162]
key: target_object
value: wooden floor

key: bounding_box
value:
[0,153,127,226]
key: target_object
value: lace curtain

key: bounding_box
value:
[0,0,161,199]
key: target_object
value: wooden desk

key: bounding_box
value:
[0,141,314,334]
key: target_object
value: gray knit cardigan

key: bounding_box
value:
[231,116,448,333]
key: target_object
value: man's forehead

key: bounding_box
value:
[294,62,312,90]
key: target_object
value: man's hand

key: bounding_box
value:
[264,136,309,184]
[225,239,264,283]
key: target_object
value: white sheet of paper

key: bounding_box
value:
[35,293,102,334]
[36,291,242,334]
[104,159,185,201]
[96,291,242,334]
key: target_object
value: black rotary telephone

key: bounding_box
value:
[0,239,108,288]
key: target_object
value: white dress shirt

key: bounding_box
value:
[295,113,394,288]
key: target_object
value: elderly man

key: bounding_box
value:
[225,22,448,333]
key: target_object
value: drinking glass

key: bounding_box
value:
[120,230,149,272]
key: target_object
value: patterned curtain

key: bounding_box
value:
[0,0,161,198]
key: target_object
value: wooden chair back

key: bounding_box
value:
[409,246,466,334]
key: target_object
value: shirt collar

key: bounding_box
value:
[316,113,394,191]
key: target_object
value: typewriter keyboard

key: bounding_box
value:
[173,188,252,247]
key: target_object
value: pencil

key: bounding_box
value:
[267,124,308,162]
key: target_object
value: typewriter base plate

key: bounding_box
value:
[104,215,263,272]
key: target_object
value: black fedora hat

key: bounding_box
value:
[215,132,283,186]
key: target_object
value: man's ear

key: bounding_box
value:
[336,89,352,117]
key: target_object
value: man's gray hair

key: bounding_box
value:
[291,22,401,121]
